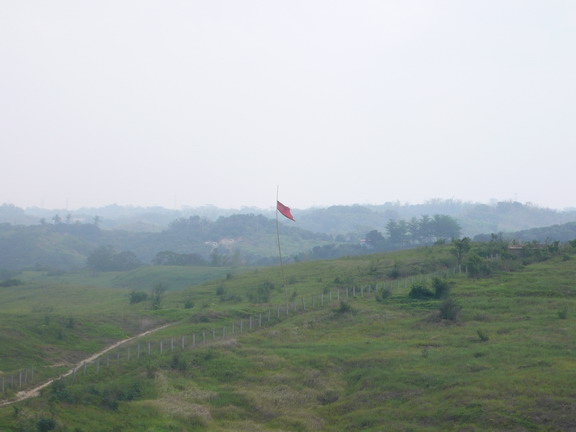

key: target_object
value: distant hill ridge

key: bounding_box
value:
[1,201,576,271]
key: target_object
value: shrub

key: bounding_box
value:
[387,263,401,279]
[466,253,493,279]
[66,317,76,329]
[50,380,75,403]
[317,390,340,405]
[335,301,353,314]
[476,329,489,342]
[438,298,462,321]
[248,281,275,303]
[432,277,451,299]
[129,290,148,304]
[36,417,56,432]
[409,282,434,299]
[558,307,568,319]
[0,278,22,287]
[375,285,392,302]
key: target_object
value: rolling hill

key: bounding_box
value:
[1,240,575,431]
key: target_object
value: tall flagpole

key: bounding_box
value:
[276,186,288,301]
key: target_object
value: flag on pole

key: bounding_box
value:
[276,200,295,221]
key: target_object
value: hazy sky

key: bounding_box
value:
[1,1,575,211]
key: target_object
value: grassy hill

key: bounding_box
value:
[1,243,575,431]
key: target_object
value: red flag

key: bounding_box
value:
[277,200,295,221]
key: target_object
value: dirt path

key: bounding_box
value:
[0,323,172,408]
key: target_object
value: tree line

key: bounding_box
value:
[364,214,461,250]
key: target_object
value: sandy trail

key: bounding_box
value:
[0,323,172,407]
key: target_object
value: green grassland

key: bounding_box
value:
[1,244,576,431]
[0,265,253,375]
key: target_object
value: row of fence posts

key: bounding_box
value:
[0,368,35,396]
[1,265,466,396]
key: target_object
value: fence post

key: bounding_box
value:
[202,331,206,344]
[240,320,243,333]
[181,335,185,349]
[249,316,253,330]
[259,313,262,327]
[192,333,196,347]
[147,342,151,355]
[160,340,163,354]
[212,328,216,340]
[171,338,174,352]
[321,293,324,306]
[96,359,100,374]
[337,289,340,301]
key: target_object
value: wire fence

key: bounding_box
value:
[1,265,466,400]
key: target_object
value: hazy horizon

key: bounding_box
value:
[3,197,574,213]
[2,1,575,211]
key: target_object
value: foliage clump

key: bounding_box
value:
[476,329,489,342]
[438,298,462,321]
[129,290,148,304]
[408,282,434,299]
[431,277,451,299]
[248,281,275,303]
[375,285,392,302]
[335,301,354,314]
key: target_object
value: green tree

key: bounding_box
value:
[466,252,492,279]
[386,220,408,248]
[150,283,167,310]
[86,245,141,271]
[365,230,386,250]
[451,237,471,267]
[430,214,461,240]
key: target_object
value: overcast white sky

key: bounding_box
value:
[1,1,575,211]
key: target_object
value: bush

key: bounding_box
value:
[0,278,22,287]
[36,417,56,432]
[248,281,275,303]
[387,263,401,279]
[215,285,226,296]
[466,253,493,279]
[375,285,392,302]
[409,282,434,299]
[476,329,489,342]
[439,298,462,321]
[335,301,353,314]
[432,277,450,299]
[50,380,75,403]
[129,291,148,304]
